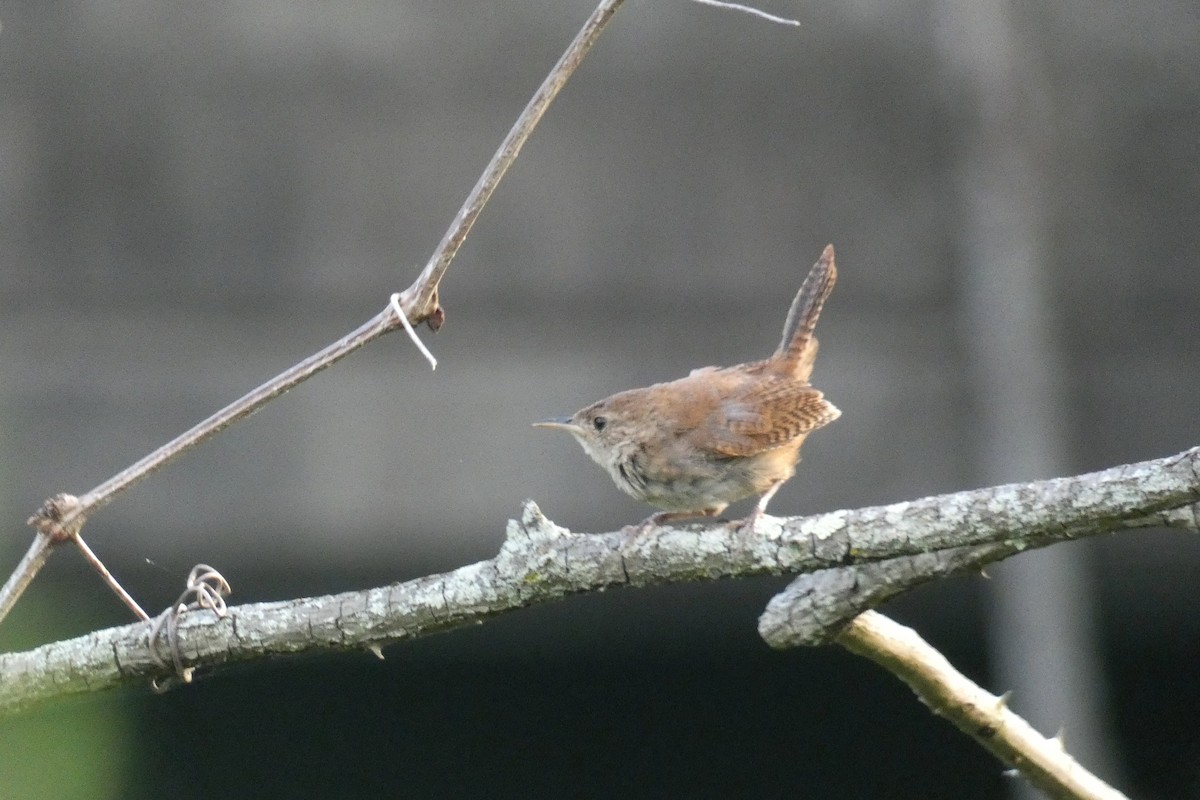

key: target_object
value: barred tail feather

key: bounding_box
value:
[774,244,837,379]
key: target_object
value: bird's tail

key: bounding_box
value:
[774,244,837,381]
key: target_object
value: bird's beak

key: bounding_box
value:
[533,417,582,433]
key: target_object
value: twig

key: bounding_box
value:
[72,535,150,621]
[398,0,627,321]
[688,0,800,27]
[391,293,438,369]
[0,0,629,628]
[0,535,57,624]
[2,446,1197,715]
[835,611,1129,800]
[0,494,86,623]
[0,314,391,624]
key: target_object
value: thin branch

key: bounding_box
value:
[72,535,150,621]
[2,447,1196,716]
[390,293,438,369]
[75,315,393,520]
[687,0,800,27]
[1,0,628,627]
[0,494,86,623]
[0,314,391,624]
[836,611,1129,800]
[0,535,57,624]
[399,0,626,319]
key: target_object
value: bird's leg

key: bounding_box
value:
[733,481,784,533]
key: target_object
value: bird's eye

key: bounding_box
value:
[593,416,607,432]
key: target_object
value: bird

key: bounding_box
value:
[534,244,841,532]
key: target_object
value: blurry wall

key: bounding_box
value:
[1,1,1198,797]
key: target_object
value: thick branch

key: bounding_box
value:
[759,499,1200,648]
[1,447,1196,716]
[758,542,1019,647]
[758,498,1200,647]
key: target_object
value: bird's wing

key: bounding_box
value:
[706,381,841,457]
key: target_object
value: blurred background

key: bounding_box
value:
[1,0,1198,797]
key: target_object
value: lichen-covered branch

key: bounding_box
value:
[758,497,1200,650]
[758,541,1019,647]
[757,451,1199,648]
[1,446,1197,716]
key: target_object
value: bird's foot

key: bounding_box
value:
[621,509,722,537]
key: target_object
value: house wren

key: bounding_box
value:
[535,244,841,531]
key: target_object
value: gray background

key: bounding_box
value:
[1,1,1198,797]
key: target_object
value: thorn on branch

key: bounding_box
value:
[426,304,446,332]
[520,500,550,532]
[504,501,569,548]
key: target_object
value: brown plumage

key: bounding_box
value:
[535,244,841,530]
